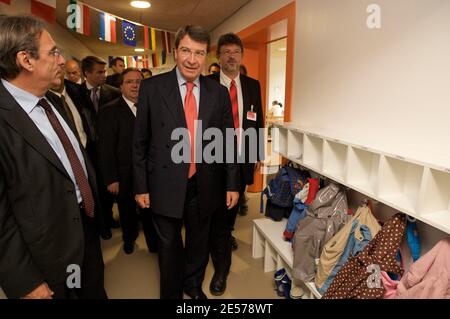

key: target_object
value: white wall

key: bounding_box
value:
[211,0,293,43]
[267,39,287,111]
[293,0,450,169]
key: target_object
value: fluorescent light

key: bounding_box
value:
[277,47,287,52]
[135,48,145,52]
[130,1,151,9]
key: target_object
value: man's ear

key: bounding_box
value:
[16,51,34,72]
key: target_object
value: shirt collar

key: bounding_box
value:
[50,87,66,98]
[220,70,240,87]
[122,95,136,108]
[176,67,200,89]
[1,79,41,114]
[86,81,99,91]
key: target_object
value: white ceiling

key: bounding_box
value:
[56,0,252,57]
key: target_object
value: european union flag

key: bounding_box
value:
[122,20,136,47]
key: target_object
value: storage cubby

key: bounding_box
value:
[303,134,323,171]
[272,127,288,156]
[378,156,424,214]
[346,147,380,196]
[252,218,322,299]
[418,168,450,234]
[287,130,304,160]
[322,140,348,182]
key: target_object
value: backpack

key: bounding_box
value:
[260,164,309,214]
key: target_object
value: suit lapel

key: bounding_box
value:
[119,97,136,123]
[198,75,214,128]
[0,83,71,179]
[240,76,251,129]
[161,69,187,128]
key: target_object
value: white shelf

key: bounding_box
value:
[269,122,450,235]
[346,147,380,197]
[323,140,347,182]
[252,218,322,299]
[303,133,323,171]
[287,130,303,160]
[272,127,288,156]
[378,156,424,214]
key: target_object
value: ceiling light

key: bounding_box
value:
[277,47,287,52]
[130,1,151,9]
[135,48,145,52]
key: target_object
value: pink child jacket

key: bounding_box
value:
[395,238,450,299]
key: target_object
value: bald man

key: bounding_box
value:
[66,59,82,84]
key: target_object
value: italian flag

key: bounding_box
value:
[99,12,116,43]
[31,0,56,24]
[69,0,90,36]
[144,26,156,51]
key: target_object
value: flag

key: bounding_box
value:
[122,20,136,47]
[68,0,90,36]
[31,0,56,24]
[161,50,166,65]
[151,53,158,68]
[161,31,171,53]
[99,12,116,43]
[144,26,156,51]
[0,0,11,5]
[142,55,149,69]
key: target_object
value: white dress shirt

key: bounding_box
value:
[50,87,88,147]
[123,95,137,117]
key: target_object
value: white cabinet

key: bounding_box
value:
[270,122,450,235]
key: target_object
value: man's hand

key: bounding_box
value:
[226,191,239,210]
[135,193,150,209]
[107,182,119,195]
[254,161,262,173]
[22,283,53,299]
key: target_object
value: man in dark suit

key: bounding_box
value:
[105,57,125,88]
[97,68,157,255]
[207,33,264,296]
[47,69,96,158]
[133,25,240,299]
[80,55,121,231]
[0,15,107,299]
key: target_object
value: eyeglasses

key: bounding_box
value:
[178,47,207,59]
[220,49,242,56]
[123,79,142,85]
[40,48,65,58]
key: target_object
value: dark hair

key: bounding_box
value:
[111,57,124,66]
[208,62,220,72]
[216,33,244,56]
[81,56,106,77]
[141,68,152,75]
[118,67,143,85]
[0,15,45,79]
[175,25,210,53]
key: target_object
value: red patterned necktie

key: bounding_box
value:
[229,80,240,129]
[38,98,95,217]
[184,82,198,178]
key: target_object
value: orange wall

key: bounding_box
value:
[241,48,260,79]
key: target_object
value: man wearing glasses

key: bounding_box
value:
[133,25,240,299]
[0,15,107,299]
[97,68,157,256]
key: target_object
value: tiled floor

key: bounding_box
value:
[103,192,282,299]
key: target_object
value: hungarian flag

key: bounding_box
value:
[144,26,156,51]
[31,0,56,24]
[99,12,116,43]
[0,0,11,5]
[68,0,90,36]
[161,31,171,53]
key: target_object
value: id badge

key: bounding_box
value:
[247,105,257,121]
